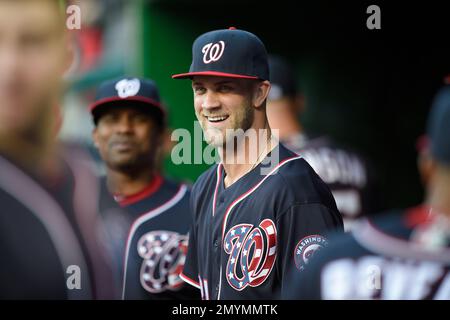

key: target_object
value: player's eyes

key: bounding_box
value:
[218,85,233,92]
[193,87,206,94]
[132,114,150,123]
[20,33,49,50]
[100,114,118,123]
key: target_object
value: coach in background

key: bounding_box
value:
[286,83,450,300]
[90,77,199,300]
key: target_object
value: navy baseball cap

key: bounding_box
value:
[90,77,165,125]
[427,85,450,166]
[172,27,269,81]
[267,55,299,100]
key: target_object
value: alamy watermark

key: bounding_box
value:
[64,4,381,31]
[65,5,81,30]
[366,5,381,30]
[66,265,81,290]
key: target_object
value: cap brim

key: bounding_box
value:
[90,96,166,126]
[89,96,164,114]
[172,71,259,80]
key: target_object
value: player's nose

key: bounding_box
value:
[115,114,134,134]
[201,91,221,110]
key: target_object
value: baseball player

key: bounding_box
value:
[90,77,200,299]
[172,28,343,299]
[0,0,116,299]
[267,55,382,231]
[286,84,450,300]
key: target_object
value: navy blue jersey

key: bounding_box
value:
[287,205,450,299]
[0,149,116,299]
[181,143,343,299]
[99,175,200,300]
[284,134,381,231]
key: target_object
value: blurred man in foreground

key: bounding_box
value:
[0,0,116,299]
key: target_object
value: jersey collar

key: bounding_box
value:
[113,174,164,207]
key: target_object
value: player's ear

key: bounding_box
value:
[252,80,271,108]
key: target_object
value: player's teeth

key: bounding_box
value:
[208,116,228,122]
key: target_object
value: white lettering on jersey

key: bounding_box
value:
[321,256,447,299]
[301,147,367,188]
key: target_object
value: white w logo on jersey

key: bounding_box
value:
[202,41,225,64]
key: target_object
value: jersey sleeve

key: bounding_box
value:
[276,202,343,298]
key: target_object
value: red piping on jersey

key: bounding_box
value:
[114,174,163,207]
[179,272,201,289]
[220,155,302,239]
[212,164,223,217]
[404,204,431,228]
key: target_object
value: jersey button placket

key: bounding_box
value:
[213,238,220,248]
[211,190,223,299]
[215,284,220,298]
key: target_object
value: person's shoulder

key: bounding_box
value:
[274,145,333,201]
[271,142,314,177]
[158,177,192,210]
[276,157,321,192]
[162,176,190,193]
[278,154,316,179]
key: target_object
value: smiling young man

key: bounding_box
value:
[91,77,199,300]
[172,27,343,299]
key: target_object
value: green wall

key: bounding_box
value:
[141,4,211,183]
